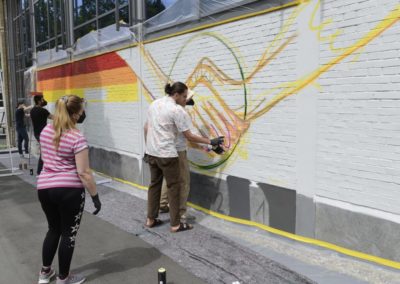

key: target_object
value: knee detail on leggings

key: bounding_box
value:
[48,226,61,236]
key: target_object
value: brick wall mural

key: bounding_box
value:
[35,0,400,263]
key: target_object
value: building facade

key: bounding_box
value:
[3,0,400,267]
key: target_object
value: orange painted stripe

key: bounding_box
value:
[37,52,127,81]
[37,66,137,91]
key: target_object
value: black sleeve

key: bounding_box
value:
[16,109,24,118]
[42,108,50,117]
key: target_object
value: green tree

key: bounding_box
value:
[75,0,96,26]
[145,0,166,20]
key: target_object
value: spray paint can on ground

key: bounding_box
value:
[158,267,166,284]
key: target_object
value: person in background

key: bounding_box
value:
[36,95,100,284]
[144,82,224,233]
[30,94,53,175]
[15,99,32,158]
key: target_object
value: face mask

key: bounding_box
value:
[77,111,86,124]
[41,100,48,107]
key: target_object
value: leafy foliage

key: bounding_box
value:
[145,0,166,20]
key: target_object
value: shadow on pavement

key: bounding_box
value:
[75,247,161,280]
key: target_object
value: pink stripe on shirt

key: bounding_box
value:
[37,124,88,190]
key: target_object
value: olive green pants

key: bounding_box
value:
[147,155,182,226]
[160,151,190,217]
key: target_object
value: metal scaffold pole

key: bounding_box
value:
[0,69,21,176]
[0,0,21,176]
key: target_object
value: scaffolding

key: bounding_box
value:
[0,69,21,177]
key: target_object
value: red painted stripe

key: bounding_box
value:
[38,52,127,81]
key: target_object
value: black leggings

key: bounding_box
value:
[35,136,43,175]
[38,188,85,277]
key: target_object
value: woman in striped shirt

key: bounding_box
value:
[37,95,101,284]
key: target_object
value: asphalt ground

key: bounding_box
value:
[3,153,399,284]
[0,165,315,284]
[0,175,206,284]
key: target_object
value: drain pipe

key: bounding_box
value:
[137,0,145,185]
[0,0,13,143]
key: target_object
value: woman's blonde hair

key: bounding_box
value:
[53,95,83,150]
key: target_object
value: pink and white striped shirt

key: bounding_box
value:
[37,124,88,190]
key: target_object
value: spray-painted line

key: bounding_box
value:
[93,170,400,270]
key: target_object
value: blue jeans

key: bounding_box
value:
[16,127,29,155]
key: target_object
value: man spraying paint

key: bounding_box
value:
[144,82,224,233]
[159,89,225,221]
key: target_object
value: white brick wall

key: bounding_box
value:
[117,0,400,214]
[317,0,400,213]
[135,6,299,188]
[40,0,400,219]
[83,102,141,154]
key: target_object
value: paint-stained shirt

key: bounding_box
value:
[37,124,88,189]
[145,96,190,158]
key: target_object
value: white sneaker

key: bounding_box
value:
[38,268,55,284]
[56,274,86,284]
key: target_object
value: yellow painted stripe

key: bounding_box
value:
[105,84,138,102]
[94,170,148,190]
[93,169,400,270]
[36,1,300,72]
[40,84,138,103]
[187,202,400,270]
[41,89,86,102]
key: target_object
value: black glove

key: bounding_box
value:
[143,154,149,163]
[212,145,224,155]
[91,194,101,215]
[210,136,224,146]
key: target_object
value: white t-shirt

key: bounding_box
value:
[176,110,195,152]
[145,96,190,158]
[176,132,187,152]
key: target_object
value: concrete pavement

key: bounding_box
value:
[0,163,315,283]
[3,153,399,283]
[0,175,206,284]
